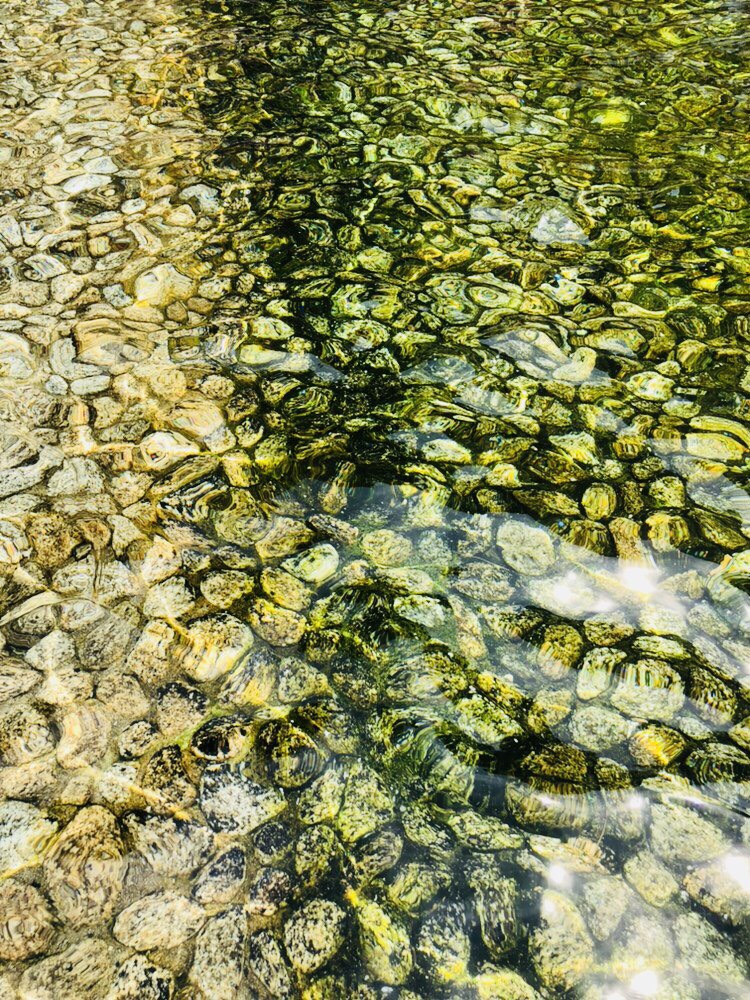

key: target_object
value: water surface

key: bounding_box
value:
[1,0,750,995]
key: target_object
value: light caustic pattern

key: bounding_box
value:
[0,0,750,996]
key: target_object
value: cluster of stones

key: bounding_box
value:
[0,0,749,996]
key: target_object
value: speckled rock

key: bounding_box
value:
[189,906,247,999]
[674,911,748,987]
[199,764,287,834]
[650,802,728,864]
[416,900,471,985]
[580,874,634,941]
[247,929,294,997]
[192,846,247,906]
[623,850,678,908]
[283,899,347,974]
[113,891,205,951]
[684,853,750,924]
[44,806,125,927]
[351,893,413,985]
[107,954,175,1000]
[0,879,55,960]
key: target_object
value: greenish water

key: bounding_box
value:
[4,0,749,994]
[151,0,750,994]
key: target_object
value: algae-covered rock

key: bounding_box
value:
[283,899,347,974]
[531,891,594,992]
[349,891,413,984]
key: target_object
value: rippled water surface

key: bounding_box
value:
[1,0,750,995]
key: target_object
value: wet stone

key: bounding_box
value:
[118,720,158,759]
[624,850,679,908]
[0,879,55,961]
[56,700,111,768]
[571,705,635,751]
[496,520,554,576]
[43,805,125,928]
[193,845,247,906]
[113,890,205,951]
[0,799,56,871]
[650,802,728,864]
[199,763,287,834]
[352,893,413,985]
[531,891,594,992]
[0,701,55,765]
[155,682,209,737]
[684,854,750,924]
[580,875,633,941]
[674,911,748,987]
[294,825,339,889]
[245,865,294,917]
[20,938,120,1000]
[189,906,248,999]
[141,745,197,813]
[283,899,347,974]
[108,954,175,1000]
[416,900,471,985]
[608,912,675,981]
[249,598,306,646]
[247,929,294,997]
[124,812,214,877]
[254,820,295,864]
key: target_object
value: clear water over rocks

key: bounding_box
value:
[1,0,750,995]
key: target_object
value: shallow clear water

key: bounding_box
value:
[1,0,750,995]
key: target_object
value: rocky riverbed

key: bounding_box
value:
[1,0,750,996]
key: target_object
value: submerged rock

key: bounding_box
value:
[0,879,55,960]
[283,899,347,974]
[531,891,594,992]
[20,938,120,999]
[108,954,175,1000]
[113,891,205,951]
[44,805,125,928]
[199,764,287,834]
[189,906,247,999]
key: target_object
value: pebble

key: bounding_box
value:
[134,263,195,307]
[650,802,728,863]
[283,899,346,974]
[624,850,679,907]
[113,890,205,951]
[199,764,287,834]
[124,812,214,877]
[108,954,175,1000]
[0,799,56,871]
[43,805,125,927]
[531,891,594,992]
[193,846,247,905]
[496,519,555,575]
[247,930,294,997]
[20,938,120,999]
[51,273,85,303]
[189,906,248,998]
[0,879,55,960]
